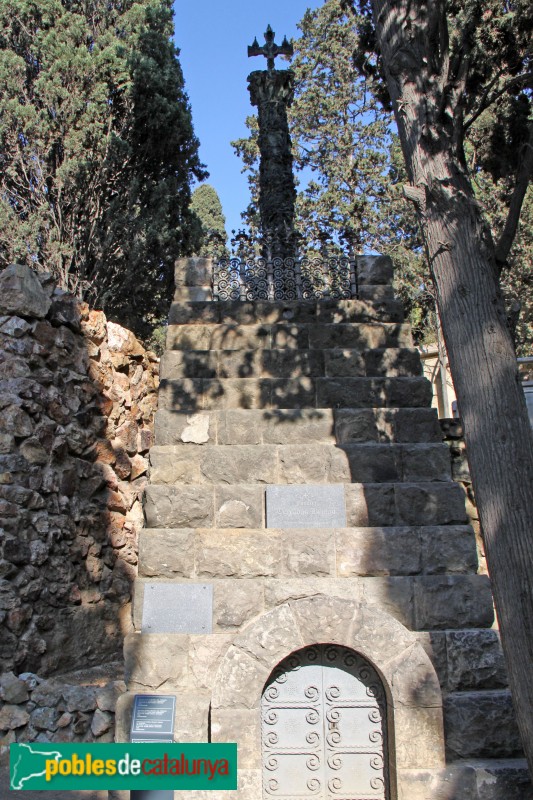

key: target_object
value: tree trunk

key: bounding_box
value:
[371,0,533,771]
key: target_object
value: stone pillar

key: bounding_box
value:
[356,254,395,301]
[248,70,296,255]
[173,256,213,303]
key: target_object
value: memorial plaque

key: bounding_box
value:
[266,485,346,528]
[130,695,176,743]
[141,583,212,634]
[131,792,173,800]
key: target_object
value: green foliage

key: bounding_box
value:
[232,0,532,350]
[190,183,228,260]
[290,0,391,250]
[232,0,430,339]
[146,323,167,356]
[471,164,533,357]
[0,0,206,336]
[231,115,261,239]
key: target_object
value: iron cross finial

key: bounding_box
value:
[248,24,293,71]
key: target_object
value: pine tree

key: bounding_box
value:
[358,0,533,766]
[231,115,261,241]
[232,0,531,350]
[0,0,206,336]
[290,0,390,250]
[231,0,429,334]
[190,183,228,260]
[467,108,533,356]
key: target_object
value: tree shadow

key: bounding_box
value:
[0,280,159,760]
[126,277,531,796]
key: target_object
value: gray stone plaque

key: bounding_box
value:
[130,695,175,743]
[266,485,346,528]
[131,792,174,800]
[141,583,213,634]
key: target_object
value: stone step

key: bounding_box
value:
[398,759,531,799]
[148,442,452,485]
[444,691,523,761]
[154,407,443,446]
[166,321,413,351]
[131,574,494,634]
[168,298,405,325]
[415,629,507,694]
[138,525,477,580]
[143,481,468,529]
[157,375,432,411]
[159,347,422,380]
[172,255,397,304]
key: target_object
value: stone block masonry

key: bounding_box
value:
[120,255,530,800]
[0,264,158,676]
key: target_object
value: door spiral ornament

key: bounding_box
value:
[261,644,389,799]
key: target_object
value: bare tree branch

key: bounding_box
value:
[496,122,533,270]
[464,70,533,132]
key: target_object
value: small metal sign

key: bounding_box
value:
[130,695,176,743]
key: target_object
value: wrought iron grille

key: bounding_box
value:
[261,644,389,799]
[213,253,357,302]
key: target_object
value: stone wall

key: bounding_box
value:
[0,264,158,676]
[0,670,125,751]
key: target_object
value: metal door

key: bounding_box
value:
[261,644,388,799]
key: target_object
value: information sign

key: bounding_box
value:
[130,695,176,744]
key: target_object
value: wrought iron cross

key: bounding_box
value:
[248,24,293,71]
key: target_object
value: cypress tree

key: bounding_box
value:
[190,183,228,260]
[0,0,206,336]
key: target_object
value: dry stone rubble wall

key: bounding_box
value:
[0,670,125,751]
[0,264,158,677]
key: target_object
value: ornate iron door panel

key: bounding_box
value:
[262,645,388,800]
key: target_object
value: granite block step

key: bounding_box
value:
[154,407,443,446]
[131,574,494,633]
[174,253,393,289]
[168,297,405,325]
[148,442,452,485]
[157,375,433,411]
[444,691,523,760]
[159,347,422,380]
[165,321,413,351]
[172,283,396,306]
[415,629,507,693]
[137,525,477,580]
[143,481,468,530]
[397,759,532,800]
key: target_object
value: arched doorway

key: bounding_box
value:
[261,644,389,799]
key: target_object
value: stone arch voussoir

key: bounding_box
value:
[210,596,445,776]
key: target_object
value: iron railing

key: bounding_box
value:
[213,253,357,302]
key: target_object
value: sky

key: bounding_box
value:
[173,0,323,237]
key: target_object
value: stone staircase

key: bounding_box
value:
[116,256,531,800]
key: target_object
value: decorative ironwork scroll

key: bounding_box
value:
[213,254,357,302]
[261,644,388,800]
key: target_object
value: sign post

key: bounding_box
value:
[130,695,175,800]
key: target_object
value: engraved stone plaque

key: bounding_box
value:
[266,485,346,528]
[141,583,212,634]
